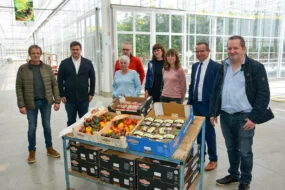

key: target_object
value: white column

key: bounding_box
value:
[277,0,285,78]
[210,0,217,60]
[101,0,112,96]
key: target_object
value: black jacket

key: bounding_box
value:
[187,59,221,105]
[209,55,274,124]
[57,56,96,103]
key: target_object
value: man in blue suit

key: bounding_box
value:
[187,42,221,171]
[57,41,96,129]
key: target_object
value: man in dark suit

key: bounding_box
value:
[57,41,96,128]
[187,42,221,171]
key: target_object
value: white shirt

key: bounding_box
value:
[194,56,210,101]
[72,56,81,74]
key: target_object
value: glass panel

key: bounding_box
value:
[225,18,238,35]
[156,14,169,32]
[136,35,150,67]
[271,18,280,37]
[196,15,210,34]
[156,35,169,49]
[171,35,182,54]
[240,19,249,36]
[216,37,224,61]
[247,38,259,60]
[260,38,270,63]
[117,11,133,31]
[269,39,278,61]
[172,15,182,33]
[186,15,195,34]
[186,35,195,67]
[216,17,224,35]
[196,36,209,44]
[135,13,150,32]
[261,19,271,37]
[117,34,133,55]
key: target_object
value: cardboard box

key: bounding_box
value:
[138,167,200,190]
[137,157,180,185]
[127,102,194,157]
[99,150,142,175]
[113,170,137,190]
[100,168,113,184]
[80,144,102,164]
[71,158,81,173]
[99,168,136,190]
[70,143,81,160]
[137,177,179,190]
[73,111,117,142]
[99,115,142,148]
[108,96,153,116]
[184,168,200,190]
[184,144,200,176]
[86,162,100,178]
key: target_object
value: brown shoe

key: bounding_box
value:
[205,161,217,171]
[28,150,36,164]
[47,147,60,158]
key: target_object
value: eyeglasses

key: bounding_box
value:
[122,49,130,51]
[195,50,207,53]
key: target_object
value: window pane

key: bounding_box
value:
[247,38,259,60]
[196,15,210,34]
[117,11,133,31]
[171,35,182,54]
[135,13,150,32]
[156,14,169,32]
[156,35,169,49]
[225,18,238,35]
[216,18,224,35]
[186,15,195,34]
[216,37,224,61]
[172,15,182,33]
[196,36,209,44]
[136,35,150,67]
[240,20,249,36]
[117,34,133,54]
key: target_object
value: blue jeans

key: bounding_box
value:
[27,99,52,151]
[65,101,89,126]
[160,96,181,104]
[220,111,255,184]
[194,102,217,162]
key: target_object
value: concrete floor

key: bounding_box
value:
[0,63,285,190]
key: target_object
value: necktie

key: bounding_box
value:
[194,62,203,102]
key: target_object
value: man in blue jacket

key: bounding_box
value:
[210,35,273,190]
[187,42,221,171]
[57,41,96,129]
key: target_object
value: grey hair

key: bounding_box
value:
[119,55,130,64]
[122,42,132,49]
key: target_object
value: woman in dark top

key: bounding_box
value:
[145,44,166,102]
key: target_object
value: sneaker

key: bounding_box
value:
[28,150,36,164]
[216,175,239,186]
[47,147,61,158]
[205,161,217,171]
[238,183,250,190]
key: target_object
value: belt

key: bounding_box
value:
[221,111,249,116]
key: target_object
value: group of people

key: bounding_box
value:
[111,36,273,190]
[16,41,96,164]
[16,35,274,190]
[112,42,186,104]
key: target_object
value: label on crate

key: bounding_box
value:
[90,168,95,173]
[113,163,119,168]
[144,146,151,151]
[88,154,94,160]
[124,179,129,186]
[114,178,119,183]
[80,153,86,160]
[154,172,161,177]
[154,188,161,190]
[82,167,87,172]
